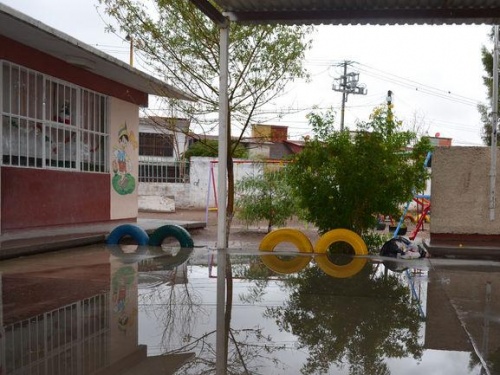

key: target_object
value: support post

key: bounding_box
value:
[216,24,229,375]
[217,25,229,250]
[490,25,499,221]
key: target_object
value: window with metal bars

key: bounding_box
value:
[139,132,174,157]
[1,61,109,172]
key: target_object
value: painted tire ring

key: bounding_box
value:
[106,224,149,245]
[314,229,368,278]
[259,228,313,274]
[149,224,194,248]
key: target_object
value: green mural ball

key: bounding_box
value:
[112,173,136,195]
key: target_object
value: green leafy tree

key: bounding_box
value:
[235,167,296,232]
[183,139,248,159]
[99,0,312,242]
[286,105,431,235]
[479,27,500,145]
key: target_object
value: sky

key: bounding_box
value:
[1,0,493,146]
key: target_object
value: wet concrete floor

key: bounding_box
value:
[1,243,500,374]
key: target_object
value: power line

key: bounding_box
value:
[354,62,480,107]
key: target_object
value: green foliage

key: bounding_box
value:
[479,28,500,146]
[286,106,432,235]
[235,167,296,232]
[98,0,312,134]
[99,0,313,241]
[362,231,390,254]
[183,139,248,159]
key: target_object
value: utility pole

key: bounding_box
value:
[332,61,367,131]
[387,90,394,123]
[126,34,134,67]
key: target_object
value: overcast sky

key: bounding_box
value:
[2,0,493,145]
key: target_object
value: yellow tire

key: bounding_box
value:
[417,213,430,223]
[259,228,313,274]
[404,214,416,224]
[314,229,368,278]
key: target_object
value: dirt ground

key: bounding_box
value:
[138,209,429,250]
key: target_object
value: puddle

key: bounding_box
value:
[0,244,498,374]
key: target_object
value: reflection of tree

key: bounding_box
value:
[233,256,276,304]
[139,266,205,351]
[265,265,424,375]
[162,256,287,374]
[468,329,500,374]
[165,326,285,374]
[486,347,500,374]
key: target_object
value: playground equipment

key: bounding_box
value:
[258,228,368,278]
[106,224,194,247]
[106,224,149,245]
[390,151,432,240]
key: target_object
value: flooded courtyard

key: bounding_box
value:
[1,243,499,374]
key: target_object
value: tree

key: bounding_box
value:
[285,106,431,235]
[183,139,248,159]
[479,27,500,145]
[98,0,312,242]
[235,166,297,232]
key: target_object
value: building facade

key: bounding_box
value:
[0,5,192,232]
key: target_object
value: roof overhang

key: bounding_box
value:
[192,0,500,26]
[0,4,196,101]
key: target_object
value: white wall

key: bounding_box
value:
[138,157,269,210]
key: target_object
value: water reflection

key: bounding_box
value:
[0,246,497,374]
[263,262,423,374]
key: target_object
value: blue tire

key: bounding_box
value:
[106,224,149,245]
[149,224,194,248]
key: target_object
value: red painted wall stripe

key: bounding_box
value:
[1,167,110,230]
[0,36,148,106]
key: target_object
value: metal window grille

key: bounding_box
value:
[1,61,108,172]
[138,157,190,183]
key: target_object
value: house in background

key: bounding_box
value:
[0,4,193,232]
[138,116,190,183]
[243,124,305,159]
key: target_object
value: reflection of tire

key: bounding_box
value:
[314,229,368,278]
[316,255,367,278]
[106,224,149,245]
[108,245,149,264]
[149,225,194,248]
[138,248,194,271]
[259,228,313,274]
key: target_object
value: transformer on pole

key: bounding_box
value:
[332,61,367,131]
